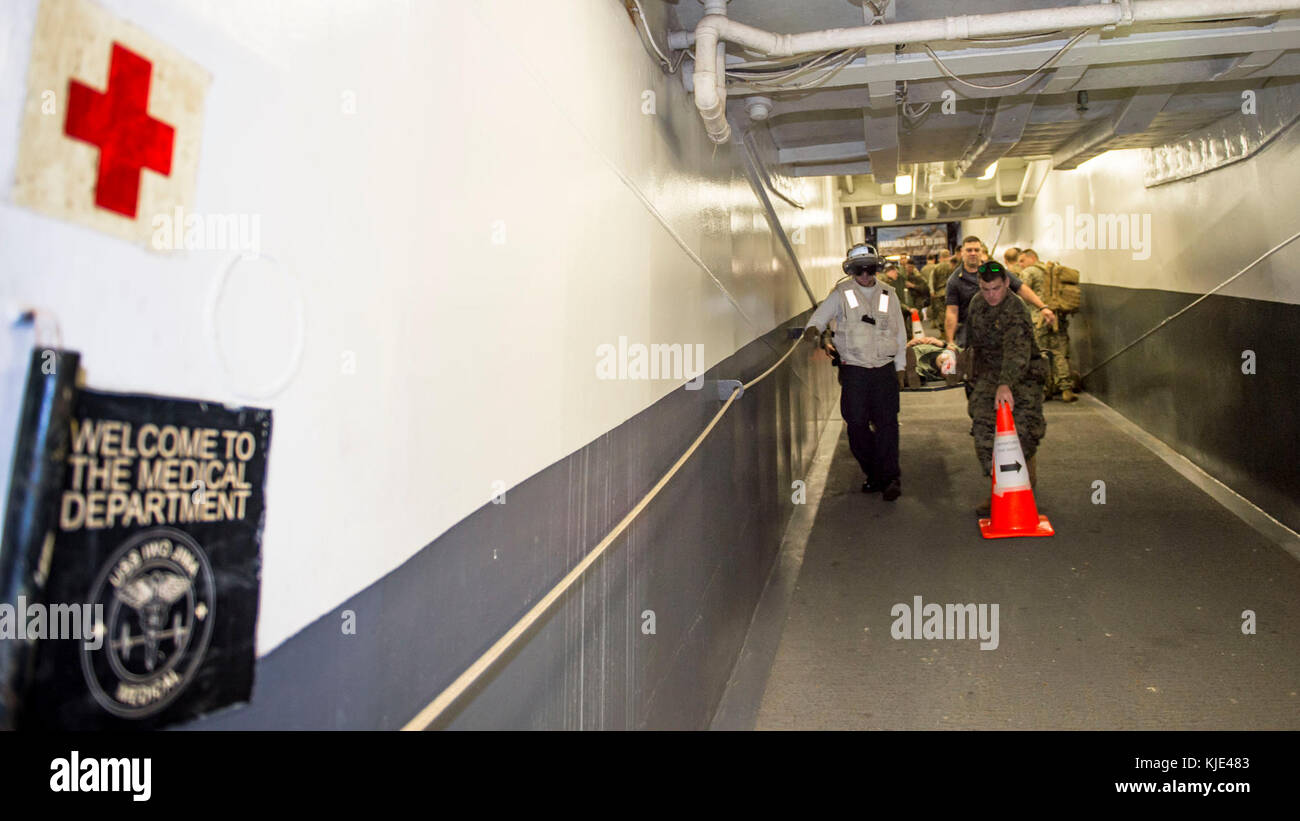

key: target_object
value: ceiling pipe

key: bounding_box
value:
[672,0,1299,53]
[691,3,731,143]
[910,163,918,219]
[989,217,1007,254]
[676,0,1300,144]
[745,95,774,120]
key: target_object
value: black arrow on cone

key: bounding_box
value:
[1000,461,1023,473]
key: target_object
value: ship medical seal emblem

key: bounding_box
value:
[79,527,216,718]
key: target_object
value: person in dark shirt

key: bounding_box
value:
[943,235,1056,350]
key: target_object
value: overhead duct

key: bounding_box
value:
[994,162,1035,206]
[673,0,1300,144]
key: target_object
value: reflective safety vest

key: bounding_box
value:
[829,278,904,368]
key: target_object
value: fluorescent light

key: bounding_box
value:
[881,203,897,221]
[979,162,998,180]
[894,174,912,195]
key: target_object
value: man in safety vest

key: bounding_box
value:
[802,244,907,500]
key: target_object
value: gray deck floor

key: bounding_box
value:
[751,389,1300,730]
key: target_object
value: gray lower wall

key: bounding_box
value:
[1073,283,1300,533]
[186,316,837,730]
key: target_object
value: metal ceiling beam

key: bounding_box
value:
[895,55,1250,105]
[863,10,901,186]
[1038,63,1090,95]
[767,87,871,117]
[838,165,1043,205]
[762,58,1294,128]
[1039,32,1100,94]
[778,140,869,163]
[845,204,1024,227]
[864,110,900,183]
[1212,48,1286,79]
[789,160,873,177]
[729,18,1300,99]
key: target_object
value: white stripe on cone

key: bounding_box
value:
[992,430,1031,496]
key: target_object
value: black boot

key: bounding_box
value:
[904,348,921,388]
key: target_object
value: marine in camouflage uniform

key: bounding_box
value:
[920,260,938,294]
[967,273,1047,477]
[1019,262,1074,398]
[927,260,954,334]
[904,267,931,315]
[884,264,910,308]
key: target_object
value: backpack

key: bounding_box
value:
[1043,261,1082,313]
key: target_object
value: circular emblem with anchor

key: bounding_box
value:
[80,527,216,719]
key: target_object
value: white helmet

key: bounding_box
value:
[842,243,879,276]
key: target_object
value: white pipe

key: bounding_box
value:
[910,163,918,219]
[1025,156,1053,199]
[686,0,1300,142]
[691,15,730,143]
[716,40,727,132]
[683,0,1296,55]
[989,217,1007,253]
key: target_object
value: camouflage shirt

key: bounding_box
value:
[905,270,930,303]
[1019,263,1059,330]
[928,261,954,298]
[967,291,1039,387]
[1019,264,1046,301]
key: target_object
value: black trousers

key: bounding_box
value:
[838,362,900,484]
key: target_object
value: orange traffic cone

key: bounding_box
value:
[910,309,924,338]
[979,401,1054,539]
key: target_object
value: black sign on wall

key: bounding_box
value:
[8,382,271,729]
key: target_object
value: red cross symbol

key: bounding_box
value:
[64,42,175,219]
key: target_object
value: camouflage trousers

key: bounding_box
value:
[1034,314,1073,394]
[969,376,1046,476]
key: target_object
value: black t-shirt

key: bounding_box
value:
[945,266,1024,345]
